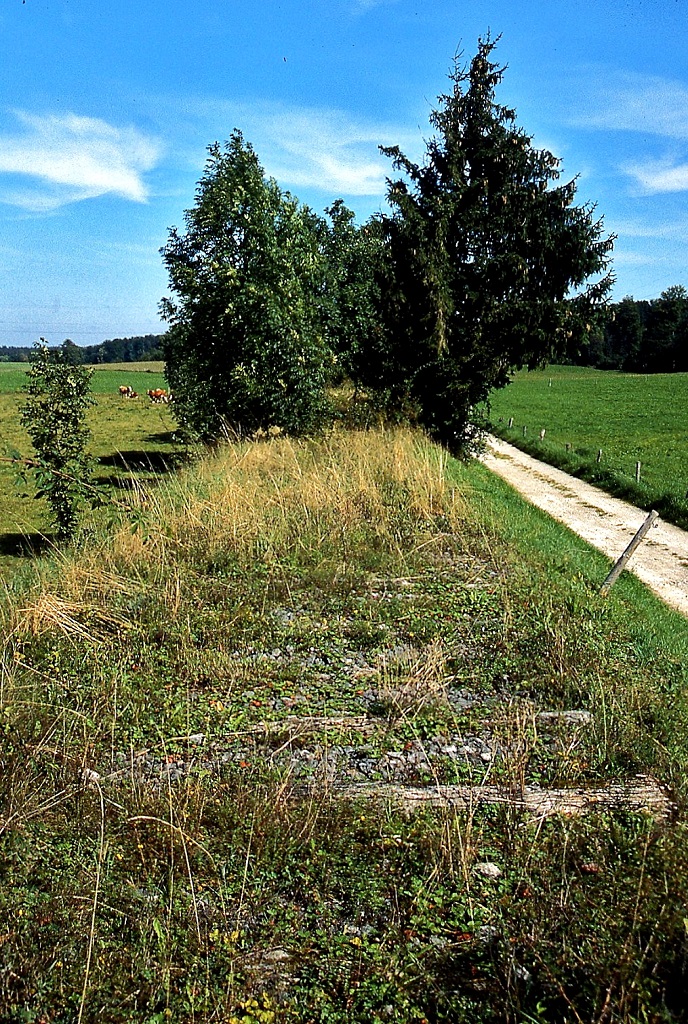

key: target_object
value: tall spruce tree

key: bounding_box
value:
[368,36,614,451]
[608,296,644,370]
[160,132,332,439]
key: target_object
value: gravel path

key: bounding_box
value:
[481,436,688,618]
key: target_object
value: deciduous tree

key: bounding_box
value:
[319,200,386,388]
[160,132,332,439]
[20,340,94,539]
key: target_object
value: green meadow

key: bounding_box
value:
[486,365,688,528]
[0,360,167,394]
[0,362,181,572]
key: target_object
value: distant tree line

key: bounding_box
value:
[565,286,688,373]
[0,333,164,364]
[161,36,613,452]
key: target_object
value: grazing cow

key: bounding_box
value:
[128,391,139,399]
[119,385,133,398]
[147,388,168,404]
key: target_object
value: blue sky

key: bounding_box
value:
[1,0,687,346]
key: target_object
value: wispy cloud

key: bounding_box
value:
[252,105,395,196]
[564,69,688,197]
[173,98,420,199]
[613,249,661,267]
[0,111,162,210]
[612,216,688,240]
[571,70,688,139]
[623,158,688,194]
[351,0,396,10]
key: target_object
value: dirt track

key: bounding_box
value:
[481,436,688,619]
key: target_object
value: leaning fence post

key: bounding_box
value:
[600,510,659,596]
[508,417,514,428]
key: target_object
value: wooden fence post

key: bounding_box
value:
[636,461,641,483]
[508,417,514,428]
[597,449,602,463]
[523,426,527,437]
[600,510,659,596]
[539,429,546,440]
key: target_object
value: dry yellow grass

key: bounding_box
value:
[163,426,461,563]
[2,426,468,642]
[95,426,464,570]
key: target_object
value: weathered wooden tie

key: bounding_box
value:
[328,777,674,820]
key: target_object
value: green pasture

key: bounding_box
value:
[486,365,688,528]
[0,360,166,395]
[0,362,180,573]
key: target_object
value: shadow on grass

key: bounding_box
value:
[92,473,154,491]
[143,431,180,446]
[0,531,56,557]
[97,449,184,473]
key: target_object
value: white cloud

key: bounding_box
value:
[571,70,688,139]
[179,99,421,199]
[613,250,661,267]
[623,158,688,194]
[0,111,162,210]
[612,216,688,240]
[273,152,387,195]
[351,0,395,10]
[565,70,688,198]
[255,106,394,196]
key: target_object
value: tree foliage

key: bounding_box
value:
[160,132,332,438]
[359,35,614,450]
[568,286,688,372]
[318,200,386,387]
[20,341,95,539]
[638,285,688,372]
[0,334,163,365]
[159,39,616,454]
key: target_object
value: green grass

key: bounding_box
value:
[0,360,167,395]
[485,365,688,528]
[0,363,34,393]
[86,361,167,391]
[0,362,181,575]
[1,427,688,1022]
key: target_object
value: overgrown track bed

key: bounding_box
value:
[1,429,688,1023]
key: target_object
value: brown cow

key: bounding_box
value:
[147,388,168,404]
[119,385,133,398]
